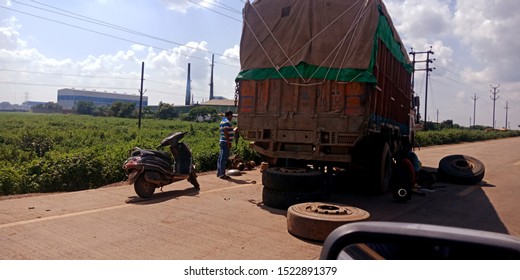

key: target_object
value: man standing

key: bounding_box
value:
[217,111,234,179]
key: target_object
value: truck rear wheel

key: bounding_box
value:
[367,141,392,195]
[391,158,414,203]
[262,167,323,191]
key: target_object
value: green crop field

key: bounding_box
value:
[0,112,259,196]
[1,112,518,196]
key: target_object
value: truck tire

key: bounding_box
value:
[367,141,392,195]
[262,167,324,191]
[262,187,322,210]
[287,202,370,241]
[438,154,485,185]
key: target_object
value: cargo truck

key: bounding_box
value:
[235,0,418,208]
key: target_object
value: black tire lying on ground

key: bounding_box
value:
[262,187,322,210]
[438,154,485,185]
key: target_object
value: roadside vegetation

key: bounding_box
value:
[0,112,259,196]
[415,120,520,147]
[0,112,518,196]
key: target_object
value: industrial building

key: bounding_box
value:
[57,88,147,109]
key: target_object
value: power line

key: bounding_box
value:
[434,65,484,93]
[16,0,240,62]
[1,6,240,68]
[188,0,242,22]
[0,80,138,91]
[0,68,138,80]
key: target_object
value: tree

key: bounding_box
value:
[76,101,95,115]
[110,102,136,118]
[440,119,454,129]
[32,102,62,113]
[188,106,218,122]
[93,105,110,117]
[155,102,178,119]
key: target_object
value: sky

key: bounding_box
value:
[0,0,519,129]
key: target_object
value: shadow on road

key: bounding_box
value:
[125,187,200,205]
[321,165,510,235]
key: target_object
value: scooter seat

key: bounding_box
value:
[138,149,172,161]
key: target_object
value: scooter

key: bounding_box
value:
[123,131,200,198]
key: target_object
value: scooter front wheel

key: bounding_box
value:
[134,175,157,198]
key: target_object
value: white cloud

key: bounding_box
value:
[1,0,518,127]
[130,44,146,52]
[0,17,25,49]
[454,0,520,82]
[222,44,239,62]
[159,0,215,14]
[0,15,216,105]
[386,0,453,39]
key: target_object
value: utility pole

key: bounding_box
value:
[138,61,145,130]
[471,93,479,127]
[490,84,500,129]
[409,46,434,129]
[436,109,439,123]
[505,101,509,130]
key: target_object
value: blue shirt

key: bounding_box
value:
[219,117,234,143]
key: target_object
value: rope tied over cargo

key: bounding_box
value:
[243,0,375,86]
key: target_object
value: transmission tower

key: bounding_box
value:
[471,93,479,127]
[505,101,509,130]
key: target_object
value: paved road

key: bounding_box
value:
[0,137,519,259]
[331,136,520,238]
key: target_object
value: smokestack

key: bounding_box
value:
[209,54,214,100]
[185,63,191,106]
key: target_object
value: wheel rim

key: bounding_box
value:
[287,202,370,241]
[452,159,474,171]
[397,188,408,198]
[292,202,370,221]
[135,176,156,198]
[279,167,307,174]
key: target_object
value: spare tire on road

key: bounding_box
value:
[438,154,485,185]
[287,202,370,241]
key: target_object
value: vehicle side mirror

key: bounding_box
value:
[320,221,520,260]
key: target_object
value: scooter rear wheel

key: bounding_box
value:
[134,175,157,198]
